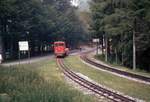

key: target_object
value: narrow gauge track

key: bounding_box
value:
[80,54,150,83]
[57,58,135,102]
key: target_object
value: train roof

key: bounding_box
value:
[54,41,65,44]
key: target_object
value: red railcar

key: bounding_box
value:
[54,41,69,57]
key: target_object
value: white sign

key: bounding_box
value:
[0,54,2,60]
[93,39,99,43]
[19,41,29,51]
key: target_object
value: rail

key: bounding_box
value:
[57,58,135,102]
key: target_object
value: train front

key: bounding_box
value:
[54,41,67,57]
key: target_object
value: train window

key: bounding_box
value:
[59,43,64,46]
[55,43,64,47]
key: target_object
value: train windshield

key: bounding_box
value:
[54,43,64,47]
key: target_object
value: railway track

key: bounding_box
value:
[57,58,136,102]
[80,54,150,83]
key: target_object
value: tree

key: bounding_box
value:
[90,0,150,71]
[0,0,86,60]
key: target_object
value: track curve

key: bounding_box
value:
[80,54,150,83]
[57,58,136,102]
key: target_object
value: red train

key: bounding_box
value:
[54,41,69,57]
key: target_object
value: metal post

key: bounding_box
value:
[133,18,137,70]
[28,50,30,64]
[18,51,20,65]
[133,31,136,70]
[96,42,98,55]
[26,31,30,64]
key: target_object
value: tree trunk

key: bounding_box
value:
[0,18,6,61]
[121,51,124,65]
[115,48,117,64]
[105,35,108,62]
[101,35,104,55]
[0,36,3,55]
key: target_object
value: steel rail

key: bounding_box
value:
[57,58,135,102]
[80,55,150,83]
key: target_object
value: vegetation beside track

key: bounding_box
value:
[64,56,150,102]
[0,60,95,102]
[95,54,150,77]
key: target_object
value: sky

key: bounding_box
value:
[70,0,91,12]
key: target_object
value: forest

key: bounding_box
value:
[90,0,150,71]
[0,0,150,71]
[0,0,86,60]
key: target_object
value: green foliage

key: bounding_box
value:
[90,0,150,70]
[0,0,86,60]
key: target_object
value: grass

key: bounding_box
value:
[0,59,96,102]
[64,56,150,102]
[95,54,150,77]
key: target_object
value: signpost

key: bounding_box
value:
[18,41,30,64]
[92,39,99,43]
[19,41,29,51]
[93,38,99,55]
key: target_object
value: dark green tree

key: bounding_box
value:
[90,0,150,70]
